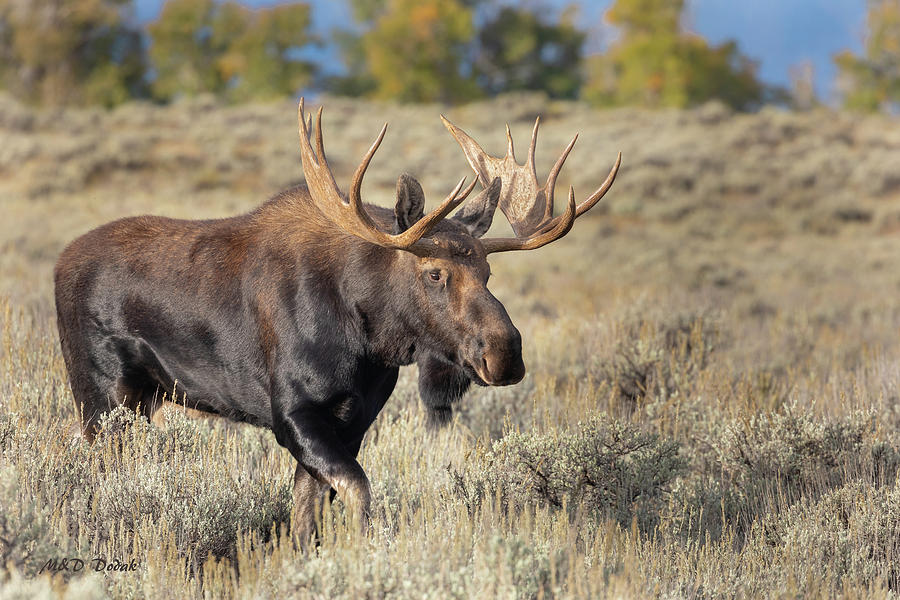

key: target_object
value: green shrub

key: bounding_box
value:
[451,415,685,531]
[670,407,900,542]
[0,406,291,580]
[746,481,900,591]
[0,463,86,578]
[591,312,718,410]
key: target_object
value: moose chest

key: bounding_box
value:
[274,337,400,444]
[327,362,399,443]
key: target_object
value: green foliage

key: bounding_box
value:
[346,0,482,23]
[671,407,900,543]
[475,6,584,99]
[148,0,315,102]
[452,415,686,531]
[326,30,378,97]
[332,1,585,102]
[0,0,146,107]
[584,0,764,110]
[752,481,900,589]
[360,0,480,103]
[347,0,389,23]
[147,0,219,99]
[608,0,681,33]
[835,0,900,112]
[224,4,317,102]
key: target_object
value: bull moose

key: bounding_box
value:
[54,99,621,540]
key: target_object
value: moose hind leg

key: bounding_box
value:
[69,375,117,443]
[118,367,165,423]
[63,339,151,442]
[63,352,124,443]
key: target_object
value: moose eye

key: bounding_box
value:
[428,270,442,282]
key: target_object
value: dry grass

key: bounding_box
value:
[3,92,900,598]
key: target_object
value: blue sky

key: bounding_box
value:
[133,0,867,103]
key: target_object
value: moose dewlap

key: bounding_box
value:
[53,99,621,541]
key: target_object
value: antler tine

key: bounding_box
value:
[447,175,472,202]
[505,124,515,160]
[455,177,479,202]
[297,99,334,180]
[349,122,388,208]
[482,185,577,253]
[536,151,621,235]
[526,116,540,179]
[443,115,591,238]
[541,132,578,224]
[315,106,326,164]
[298,98,472,253]
[297,98,318,149]
[441,111,622,252]
[298,98,309,148]
[298,100,313,146]
[577,151,622,218]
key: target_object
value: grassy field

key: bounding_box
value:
[2,91,900,598]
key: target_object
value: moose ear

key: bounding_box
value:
[394,173,425,233]
[452,176,501,238]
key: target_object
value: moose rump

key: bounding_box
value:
[53,213,279,435]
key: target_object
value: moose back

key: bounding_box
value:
[54,100,620,538]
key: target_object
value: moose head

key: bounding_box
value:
[295,100,621,403]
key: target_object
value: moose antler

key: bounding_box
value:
[440,115,622,253]
[298,98,476,251]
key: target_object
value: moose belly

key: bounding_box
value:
[117,298,272,427]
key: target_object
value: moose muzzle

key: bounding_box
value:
[473,326,525,386]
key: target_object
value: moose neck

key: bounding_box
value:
[341,240,422,368]
[255,190,424,369]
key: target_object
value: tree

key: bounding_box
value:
[0,0,146,106]
[324,0,387,97]
[475,6,584,99]
[360,0,480,103]
[147,0,221,99]
[148,0,315,102]
[326,29,378,97]
[331,0,586,103]
[583,0,764,110]
[834,0,900,112]
[217,3,317,102]
[788,61,816,110]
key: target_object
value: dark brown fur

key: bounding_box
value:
[54,179,522,542]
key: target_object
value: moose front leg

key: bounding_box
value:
[274,405,372,536]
